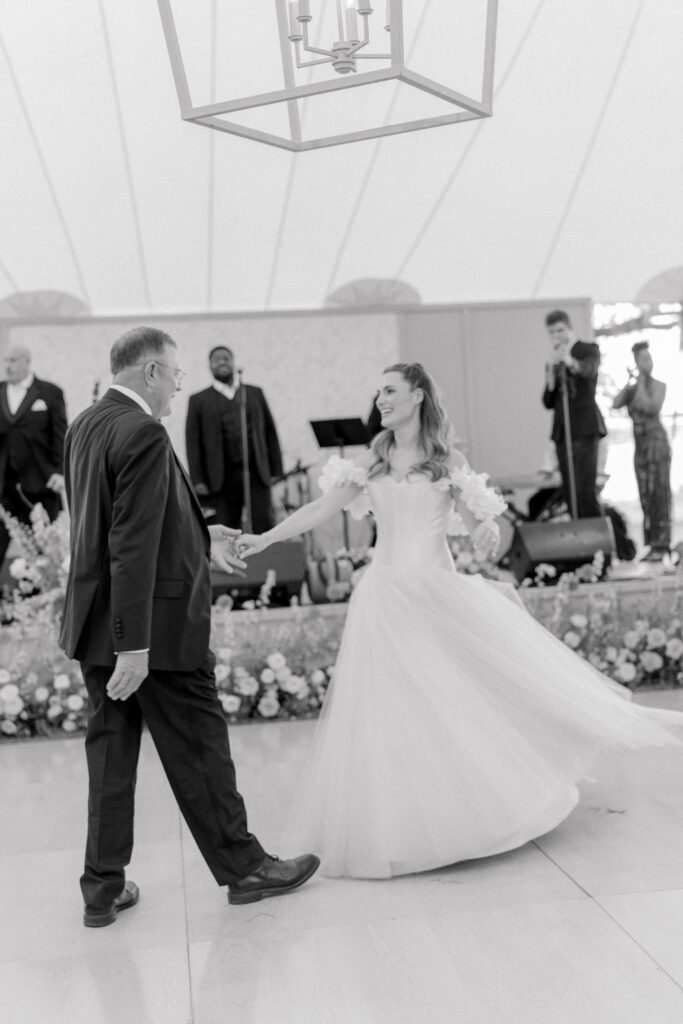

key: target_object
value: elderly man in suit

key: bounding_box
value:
[542,310,607,519]
[59,326,318,927]
[0,344,67,558]
[185,346,282,532]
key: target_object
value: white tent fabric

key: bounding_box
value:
[1,0,682,316]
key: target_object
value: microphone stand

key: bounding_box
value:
[237,369,253,532]
[558,361,579,520]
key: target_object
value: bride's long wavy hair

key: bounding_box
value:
[368,362,454,482]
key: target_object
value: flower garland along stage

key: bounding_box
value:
[0,503,682,739]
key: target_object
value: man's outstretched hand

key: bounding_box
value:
[209,524,247,576]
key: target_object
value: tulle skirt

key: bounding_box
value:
[285,565,683,878]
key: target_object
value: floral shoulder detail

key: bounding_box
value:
[435,464,506,521]
[318,455,372,520]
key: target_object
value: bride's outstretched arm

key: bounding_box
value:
[240,483,362,556]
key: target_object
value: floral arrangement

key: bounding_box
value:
[209,603,339,722]
[530,574,683,690]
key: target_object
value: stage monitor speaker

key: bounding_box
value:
[211,539,305,601]
[507,517,616,583]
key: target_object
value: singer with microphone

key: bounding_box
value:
[185,345,283,532]
[612,340,671,561]
[542,309,606,519]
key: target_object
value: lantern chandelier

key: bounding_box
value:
[287,1,391,76]
[158,0,499,151]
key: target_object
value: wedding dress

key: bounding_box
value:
[286,458,682,879]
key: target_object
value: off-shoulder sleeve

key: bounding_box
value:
[318,455,372,520]
[436,464,506,521]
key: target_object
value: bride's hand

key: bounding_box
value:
[472,521,499,560]
[238,532,269,558]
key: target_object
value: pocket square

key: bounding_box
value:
[30,399,48,412]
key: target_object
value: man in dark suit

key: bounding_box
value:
[59,326,318,927]
[185,346,282,532]
[542,309,607,519]
[0,344,67,559]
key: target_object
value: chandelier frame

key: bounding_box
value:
[158,0,499,151]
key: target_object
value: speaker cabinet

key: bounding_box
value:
[507,517,616,583]
[211,540,305,601]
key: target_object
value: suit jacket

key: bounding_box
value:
[59,389,212,671]
[185,383,283,492]
[0,377,67,494]
[542,340,607,444]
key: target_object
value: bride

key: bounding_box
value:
[240,362,682,879]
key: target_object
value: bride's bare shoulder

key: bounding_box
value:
[447,448,469,471]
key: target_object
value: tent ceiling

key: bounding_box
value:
[1,0,682,317]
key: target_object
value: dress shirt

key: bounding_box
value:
[212,379,240,401]
[7,373,35,415]
[109,384,152,416]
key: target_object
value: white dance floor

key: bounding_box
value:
[2,690,683,1024]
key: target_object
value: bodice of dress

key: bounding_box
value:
[367,478,455,571]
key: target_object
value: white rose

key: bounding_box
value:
[605,647,618,663]
[276,666,292,683]
[665,638,683,661]
[214,664,230,683]
[563,631,581,650]
[219,693,241,714]
[266,652,287,672]
[216,647,233,663]
[615,663,637,684]
[53,674,71,691]
[235,675,259,697]
[310,669,326,685]
[0,670,11,686]
[47,704,63,720]
[62,719,78,733]
[0,683,19,701]
[3,697,24,717]
[260,668,276,684]
[569,614,588,629]
[646,628,667,649]
[640,651,664,673]
[295,681,310,700]
[66,695,85,712]
[278,673,302,694]
[1,719,18,735]
[622,631,640,650]
[9,558,27,579]
[257,696,280,718]
[34,686,50,703]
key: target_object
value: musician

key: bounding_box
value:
[613,341,672,560]
[185,347,283,532]
[542,310,606,518]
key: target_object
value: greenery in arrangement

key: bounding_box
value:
[0,505,681,739]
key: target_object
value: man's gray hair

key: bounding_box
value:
[110,326,176,374]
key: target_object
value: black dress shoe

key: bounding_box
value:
[228,854,320,905]
[83,880,140,928]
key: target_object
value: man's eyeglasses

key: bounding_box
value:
[148,360,186,383]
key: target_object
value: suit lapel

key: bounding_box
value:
[0,383,10,422]
[172,449,211,539]
[12,379,41,421]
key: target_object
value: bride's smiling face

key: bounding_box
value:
[376,372,422,429]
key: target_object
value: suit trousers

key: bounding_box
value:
[205,470,274,534]
[80,656,266,906]
[555,436,602,519]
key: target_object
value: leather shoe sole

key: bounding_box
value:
[228,854,320,906]
[83,880,140,928]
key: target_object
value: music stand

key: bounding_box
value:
[310,418,370,548]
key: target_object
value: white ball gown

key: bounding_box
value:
[286,459,683,879]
